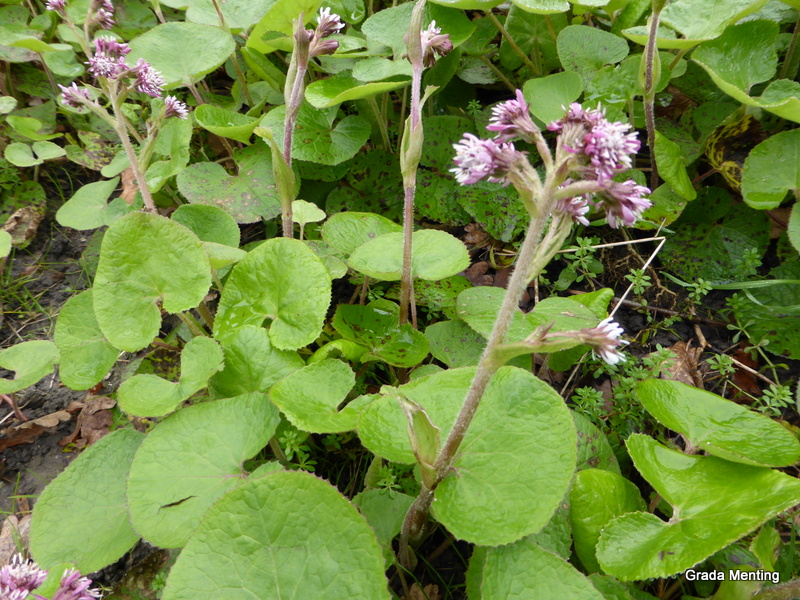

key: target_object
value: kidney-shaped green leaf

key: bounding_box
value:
[742,129,800,210]
[93,213,210,352]
[358,366,576,546]
[118,337,224,417]
[55,178,122,231]
[54,290,118,390]
[321,211,402,256]
[348,230,469,281]
[636,379,800,467]
[127,22,235,88]
[30,429,144,573]
[306,74,410,109]
[0,340,59,394]
[596,435,800,580]
[161,470,390,600]
[127,393,279,548]
[214,237,331,350]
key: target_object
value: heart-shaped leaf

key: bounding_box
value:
[56,178,124,230]
[177,142,283,224]
[0,340,59,394]
[30,429,144,572]
[214,238,331,350]
[523,71,583,125]
[321,211,402,256]
[637,379,800,467]
[357,366,576,546]
[348,230,469,281]
[4,140,65,167]
[54,290,118,391]
[171,204,241,247]
[93,213,211,352]
[596,435,800,580]
[118,337,224,417]
[557,25,629,83]
[742,129,800,210]
[127,22,235,88]
[127,393,279,548]
[161,470,390,600]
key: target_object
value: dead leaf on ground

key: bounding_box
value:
[0,410,74,451]
[463,223,489,247]
[659,341,703,388]
[2,205,45,249]
[120,167,137,205]
[0,515,32,566]
[731,344,761,400]
[59,396,115,449]
[465,262,492,287]
[402,583,440,600]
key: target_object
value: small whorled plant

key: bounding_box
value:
[398,89,653,563]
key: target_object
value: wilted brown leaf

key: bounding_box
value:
[659,341,703,388]
[0,515,32,565]
[465,262,492,287]
[120,167,137,205]
[0,410,73,451]
[2,205,45,248]
[59,396,115,448]
[402,583,440,600]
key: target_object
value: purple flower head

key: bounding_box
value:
[547,103,604,133]
[86,37,129,78]
[0,554,48,600]
[487,89,539,143]
[45,0,68,16]
[582,119,640,182]
[556,194,590,226]
[581,318,627,365]
[59,83,92,108]
[163,95,188,119]
[315,7,345,38]
[309,37,339,57]
[94,8,114,29]
[420,20,452,68]
[595,179,652,228]
[49,569,101,600]
[131,58,163,97]
[451,133,522,186]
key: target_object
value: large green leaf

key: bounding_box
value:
[270,359,368,433]
[306,74,409,109]
[127,22,235,88]
[348,230,469,281]
[557,25,629,83]
[209,325,304,398]
[93,213,211,352]
[523,71,583,125]
[425,319,485,368]
[481,539,605,599]
[176,142,282,224]
[0,340,59,394]
[637,379,800,467]
[30,429,144,573]
[54,290,118,390]
[214,238,331,350]
[596,435,800,580]
[171,204,241,247]
[127,393,279,548]
[260,104,370,166]
[118,337,224,417]
[321,211,402,256]
[623,0,769,49]
[332,300,430,367]
[55,178,125,230]
[357,367,576,546]
[741,129,800,210]
[161,471,390,600]
[570,469,646,573]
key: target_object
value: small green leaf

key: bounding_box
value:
[214,238,331,350]
[570,469,646,573]
[171,204,241,247]
[352,57,413,83]
[523,71,583,125]
[56,178,122,230]
[54,290,118,391]
[30,429,144,572]
[352,489,415,563]
[270,359,364,433]
[246,0,323,53]
[399,397,440,486]
[291,199,326,226]
[789,202,800,254]
[0,230,10,259]
[4,140,65,167]
[177,142,283,224]
[0,340,59,394]
[348,229,469,281]
[93,213,211,352]
[557,25,629,83]
[573,411,620,474]
[425,320,485,368]
[162,471,390,600]
[637,379,800,466]
[6,115,60,141]
[0,96,17,114]
[596,435,800,580]
[127,22,235,88]
[260,104,370,166]
[654,131,697,201]
[127,393,279,548]
[194,104,258,144]
[306,74,409,108]
[321,211,402,256]
[118,337,224,417]
[482,539,605,600]
[742,129,800,210]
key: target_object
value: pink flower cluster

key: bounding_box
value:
[452,94,652,228]
[0,555,100,600]
[303,7,345,58]
[83,37,164,97]
[46,0,114,29]
[420,21,453,68]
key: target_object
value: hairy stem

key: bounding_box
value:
[643,4,662,190]
[110,88,156,212]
